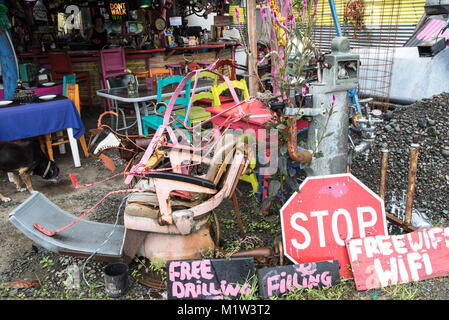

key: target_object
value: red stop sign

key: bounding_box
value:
[280,173,387,278]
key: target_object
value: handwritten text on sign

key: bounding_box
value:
[346,227,449,290]
[167,257,255,300]
[258,260,340,298]
[280,174,386,278]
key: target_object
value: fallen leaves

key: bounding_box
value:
[6,280,39,289]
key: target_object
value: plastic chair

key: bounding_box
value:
[48,52,93,112]
[141,75,191,134]
[100,48,127,110]
[39,83,89,161]
[211,79,249,106]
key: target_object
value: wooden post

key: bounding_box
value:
[247,0,258,96]
[404,139,420,226]
[379,145,389,200]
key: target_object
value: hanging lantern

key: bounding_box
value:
[140,0,151,8]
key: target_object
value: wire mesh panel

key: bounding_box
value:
[313,0,425,109]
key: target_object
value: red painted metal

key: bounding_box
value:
[280,173,387,278]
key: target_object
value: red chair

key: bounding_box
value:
[100,48,127,111]
[196,59,238,107]
[214,59,237,81]
[48,52,93,113]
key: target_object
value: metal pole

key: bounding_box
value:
[328,0,342,37]
[404,138,420,226]
[379,144,389,200]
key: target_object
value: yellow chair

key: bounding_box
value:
[211,79,250,106]
[40,84,89,161]
[211,79,258,194]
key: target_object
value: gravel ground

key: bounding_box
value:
[0,93,449,301]
[351,93,449,228]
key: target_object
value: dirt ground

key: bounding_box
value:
[1,108,449,300]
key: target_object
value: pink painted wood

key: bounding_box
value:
[346,227,449,291]
[124,62,246,185]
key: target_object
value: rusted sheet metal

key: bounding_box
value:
[346,227,449,291]
[141,226,216,262]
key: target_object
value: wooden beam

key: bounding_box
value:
[246,0,258,96]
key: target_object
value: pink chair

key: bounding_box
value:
[100,48,127,110]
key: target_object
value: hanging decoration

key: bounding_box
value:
[344,0,365,35]
[33,0,48,22]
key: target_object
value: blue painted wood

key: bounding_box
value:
[0,30,19,100]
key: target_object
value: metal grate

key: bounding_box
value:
[313,0,425,109]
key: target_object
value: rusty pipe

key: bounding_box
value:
[404,138,420,226]
[379,145,389,200]
[229,247,272,259]
[287,116,312,164]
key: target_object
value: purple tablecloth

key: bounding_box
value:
[0,97,85,141]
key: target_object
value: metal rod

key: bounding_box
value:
[404,138,420,226]
[232,192,246,238]
[328,0,342,37]
[287,116,312,164]
[385,212,417,233]
[379,145,389,200]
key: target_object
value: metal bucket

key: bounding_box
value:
[104,262,129,298]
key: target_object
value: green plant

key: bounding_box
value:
[237,1,335,213]
[39,255,55,269]
[381,283,419,300]
[134,256,167,284]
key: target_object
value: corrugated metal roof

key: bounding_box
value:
[315,0,425,25]
[405,16,449,46]
[313,0,425,50]
[313,24,418,51]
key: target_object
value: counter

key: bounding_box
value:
[17,42,239,107]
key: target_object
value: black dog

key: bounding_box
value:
[0,140,60,202]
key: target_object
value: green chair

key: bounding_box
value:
[62,73,76,96]
[175,90,213,125]
[141,75,191,134]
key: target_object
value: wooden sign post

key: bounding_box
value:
[346,226,449,290]
[167,257,255,300]
[258,260,341,299]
